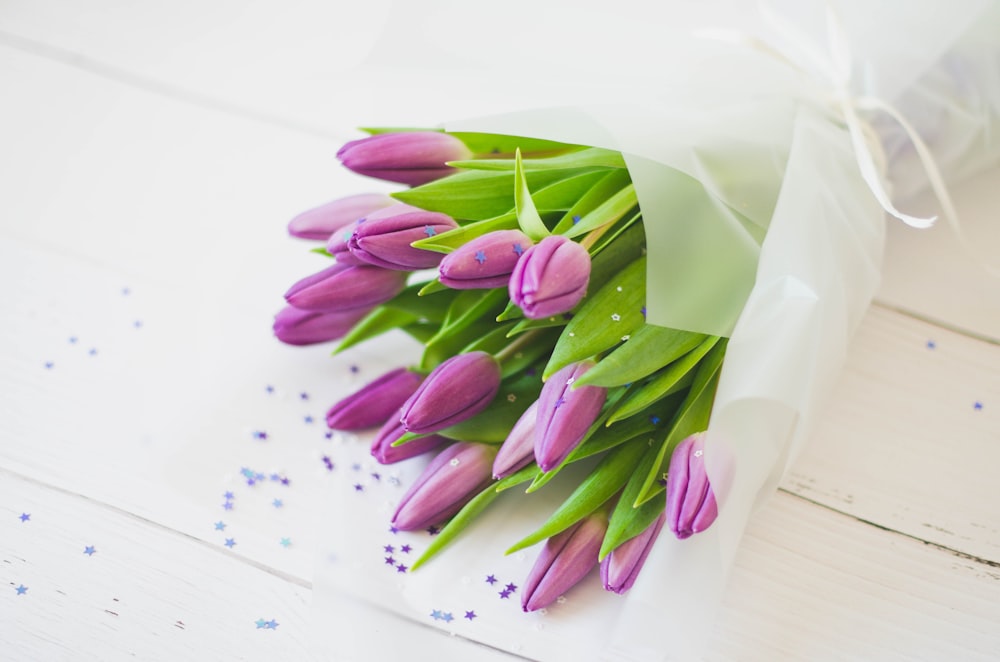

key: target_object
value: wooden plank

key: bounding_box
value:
[1,468,313,661]
[784,304,1000,563]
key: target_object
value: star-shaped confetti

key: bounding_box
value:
[224,538,236,548]
[353,484,364,492]
[974,401,984,411]
[300,392,309,401]
[474,250,487,264]
[385,556,396,566]
[15,585,28,595]
[272,498,284,508]
[396,563,408,573]
[499,589,511,599]
[400,544,412,554]
[485,575,497,585]
[214,521,226,531]
[505,582,517,593]
[384,544,395,553]
[280,538,292,548]
[266,620,279,629]
[464,610,477,621]
[442,612,454,623]
[255,618,268,629]
[430,609,443,620]
[19,513,30,522]
[84,546,96,556]
[222,502,234,511]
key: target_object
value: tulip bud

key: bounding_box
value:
[400,352,502,435]
[492,400,538,479]
[325,367,424,431]
[391,442,497,531]
[599,513,666,594]
[283,262,407,312]
[509,235,591,319]
[337,132,473,186]
[287,193,395,240]
[325,219,367,265]
[370,412,448,464]
[522,512,608,612]
[348,205,458,270]
[439,230,534,290]
[665,432,718,539]
[534,361,607,472]
[272,305,369,346]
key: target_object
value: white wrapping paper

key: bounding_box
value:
[315,1,1000,659]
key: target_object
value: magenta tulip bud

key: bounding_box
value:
[325,367,424,431]
[272,305,369,346]
[509,235,590,319]
[492,400,539,479]
[600,513,666,594]
[370,413,448,464]
[348,205,458,270]
[284,262,407,312]
[534,361,607,472]
[325,219,367,266]
[438,230,534,290]
[522,512,608,612]
[287,193,395,240]
[337,132,473,186]
[399,352,502,435]
[391,442,497,530]
[665,432,718,539]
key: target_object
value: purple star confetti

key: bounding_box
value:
[19,513,30,522]
[224,491,235,500]
[353,484,364,492]
[396,563,408,573]
[252,431,268,441]
[265,385,275,394]
[505,583,517,593]
[465,610,477,621]
[384,544,395,553]
[974,401,984,411]
[400,544,412,554]
[321,455,334,470]
[300,392,309,401]
[385,556,396,566]
[499,589,511,599]
[222,502,234,511]
[485,575,497,585]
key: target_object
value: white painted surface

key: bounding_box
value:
[1,2,998,660]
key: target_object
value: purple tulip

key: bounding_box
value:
[272,305,369,346]
[534,361,607,472]
[284,262,407,312]
[337,132,473,186]
[492,400,539,479]
[325,367,424,431]
[370,412,448,464]
[348,205,458,270]
[439,230,534,289]
[509,235,590,319]
[665,432,718,539]
[391,442,497,531]
[522,512,608,612]
[600,513,666,594]
[287,193,395,240]
[325,219,367,266]
[399,352,502,435]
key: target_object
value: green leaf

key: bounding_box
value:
[552,169,633,235]
[446,132,580,157]
[334,307,420,354]
[411,214,518,254]
[451,147,626,172]
[633,341,726,506]
[531,170,613,213]
[514,149,550,241]
[417,278,450,296]
[360,126,440,135]
[544,257,646,379]
[575,325,708,388]
[393,168,573,221]
[428,289,507,346]
[505,441,648,554]
[586,222,646,293]
[600,442,666,559]
[607,336,719,424]
[495,328,561,379]
[438,369,544,443]
[310,246,334,258]
[383,282,458,323]
[563,184,637,239]
[419,314,500,371]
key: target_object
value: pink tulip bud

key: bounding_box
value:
[600,513,666,594]
[370,413,448,465]
[348,205,458,270]
[325,367,424,431]
[665,432,718,539]
[439,230,534,289]
[272,305,369,346]
[337,132,473,186]
[399,352,502,435]
[391,442,497,531]
[287,193,395,240]
[522,512,608,612]
[492,400,539,479]
[534,361,607,472]
[283,262,407,312]
[509,235,591,319]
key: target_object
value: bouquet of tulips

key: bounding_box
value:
[276,129,727,609]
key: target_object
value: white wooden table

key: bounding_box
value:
[2,3,998,660]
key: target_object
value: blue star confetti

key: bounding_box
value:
[84,546,96,556]
[19,513,30,522]
[224,538,236,548]
[272,498,283,508]
[214,521,226,531]
[255,618,267,629]
[974,401,984,411]
[15,585,28,595]
[280,537,292,548]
